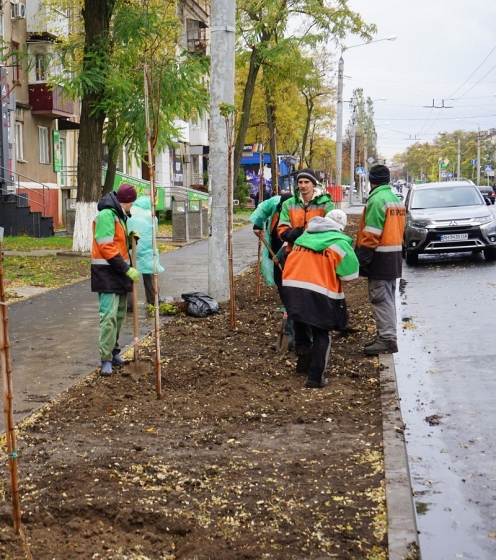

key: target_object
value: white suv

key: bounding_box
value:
[403,181,496,265]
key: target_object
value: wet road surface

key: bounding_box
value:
[395,250,496,559]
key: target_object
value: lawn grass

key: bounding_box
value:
[3,236,74,251]
[4,255,90,290]
[1,215,248,296]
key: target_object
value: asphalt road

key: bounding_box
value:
[395,248,496,559]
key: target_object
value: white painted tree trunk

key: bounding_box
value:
[72,201,98,253]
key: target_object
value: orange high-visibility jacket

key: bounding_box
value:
[91,192,133,294]
[282,217,359,331]
[277,188,334,249]
[355,184,406,279]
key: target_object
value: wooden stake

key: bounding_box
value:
[0,233,22,534]
[144,64,162,398]
[227,138,236,329]
[255,236,262,297]
[131,235,140,370]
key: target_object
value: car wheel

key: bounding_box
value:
[405,250,419,266]
[483,247,496,261]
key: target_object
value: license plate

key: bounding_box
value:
[440,233,469,241]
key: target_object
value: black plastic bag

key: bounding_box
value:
[181,292,220,318]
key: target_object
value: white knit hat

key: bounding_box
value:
[325,209,347,231]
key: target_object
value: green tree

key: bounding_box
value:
[344,88,378,181]
[72,0,116,251]
[48,0,209,251]
[234,0,376,183]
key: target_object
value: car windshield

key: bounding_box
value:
[410,186,482,209]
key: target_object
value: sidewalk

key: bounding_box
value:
[4,212,418,558]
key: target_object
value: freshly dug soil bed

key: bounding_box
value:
[0,217,386,559]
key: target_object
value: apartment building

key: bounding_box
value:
[1,0,210,234]
[153,0,210,195]
[0,1,79,229]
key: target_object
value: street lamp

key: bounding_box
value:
[335,35,397,201]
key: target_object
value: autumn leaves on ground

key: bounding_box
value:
[0,215,387,559]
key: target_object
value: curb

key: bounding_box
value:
[379,354,421,560]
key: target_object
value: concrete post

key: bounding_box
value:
[363,129,368,202]
[335,56,344,188]
[349,101,356,205]
[457,137,461,181]
[208,0,235,302]
[477,128,481,186]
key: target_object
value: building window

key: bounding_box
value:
[15,122,24,161]
[11,42,20,84]
[35,53,47,82]
[39,126,50,164]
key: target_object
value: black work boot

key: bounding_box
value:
[305,373,329,389]
[364,337,377,347]
[295,346,312,375]
[364,341,398,355]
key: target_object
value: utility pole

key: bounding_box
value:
[477,127,481,186]
[363,129,368,203]
[335,56,344,189]
[208,0,235,302]
[349,99,356,205]
[457,137,461,181]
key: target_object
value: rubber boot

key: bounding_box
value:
[101,361,113,376]
[112,349,125,366]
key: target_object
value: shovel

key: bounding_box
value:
[124,235,150,376]
[276,311,290,353]
[257,234,290,353]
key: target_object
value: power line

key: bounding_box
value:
[447,44,496,100]
[452,61,496,100]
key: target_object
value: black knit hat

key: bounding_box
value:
[368,165,390,186]
[296,168,319,186]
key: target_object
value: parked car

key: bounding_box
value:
[403,180,496,265]
[477,184,495,204]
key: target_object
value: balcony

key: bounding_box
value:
[28,84,74,117]
[187,28,208,56]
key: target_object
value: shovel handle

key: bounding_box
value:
[258,234,283,271]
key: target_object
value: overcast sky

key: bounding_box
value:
[338,0,496,160]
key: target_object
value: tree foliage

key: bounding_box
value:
[48,0,210,196]
[233,0,376,181]
[402,131,495,183]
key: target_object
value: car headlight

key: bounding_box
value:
[475,215,494,225]
[411,219,430,228]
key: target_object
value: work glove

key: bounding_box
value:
[129,230,140,243]
[282,227,304,243]
[125,267,140,283]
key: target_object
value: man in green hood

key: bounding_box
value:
[282,210,359,388]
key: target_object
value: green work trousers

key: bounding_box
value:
[98,292,127,362]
